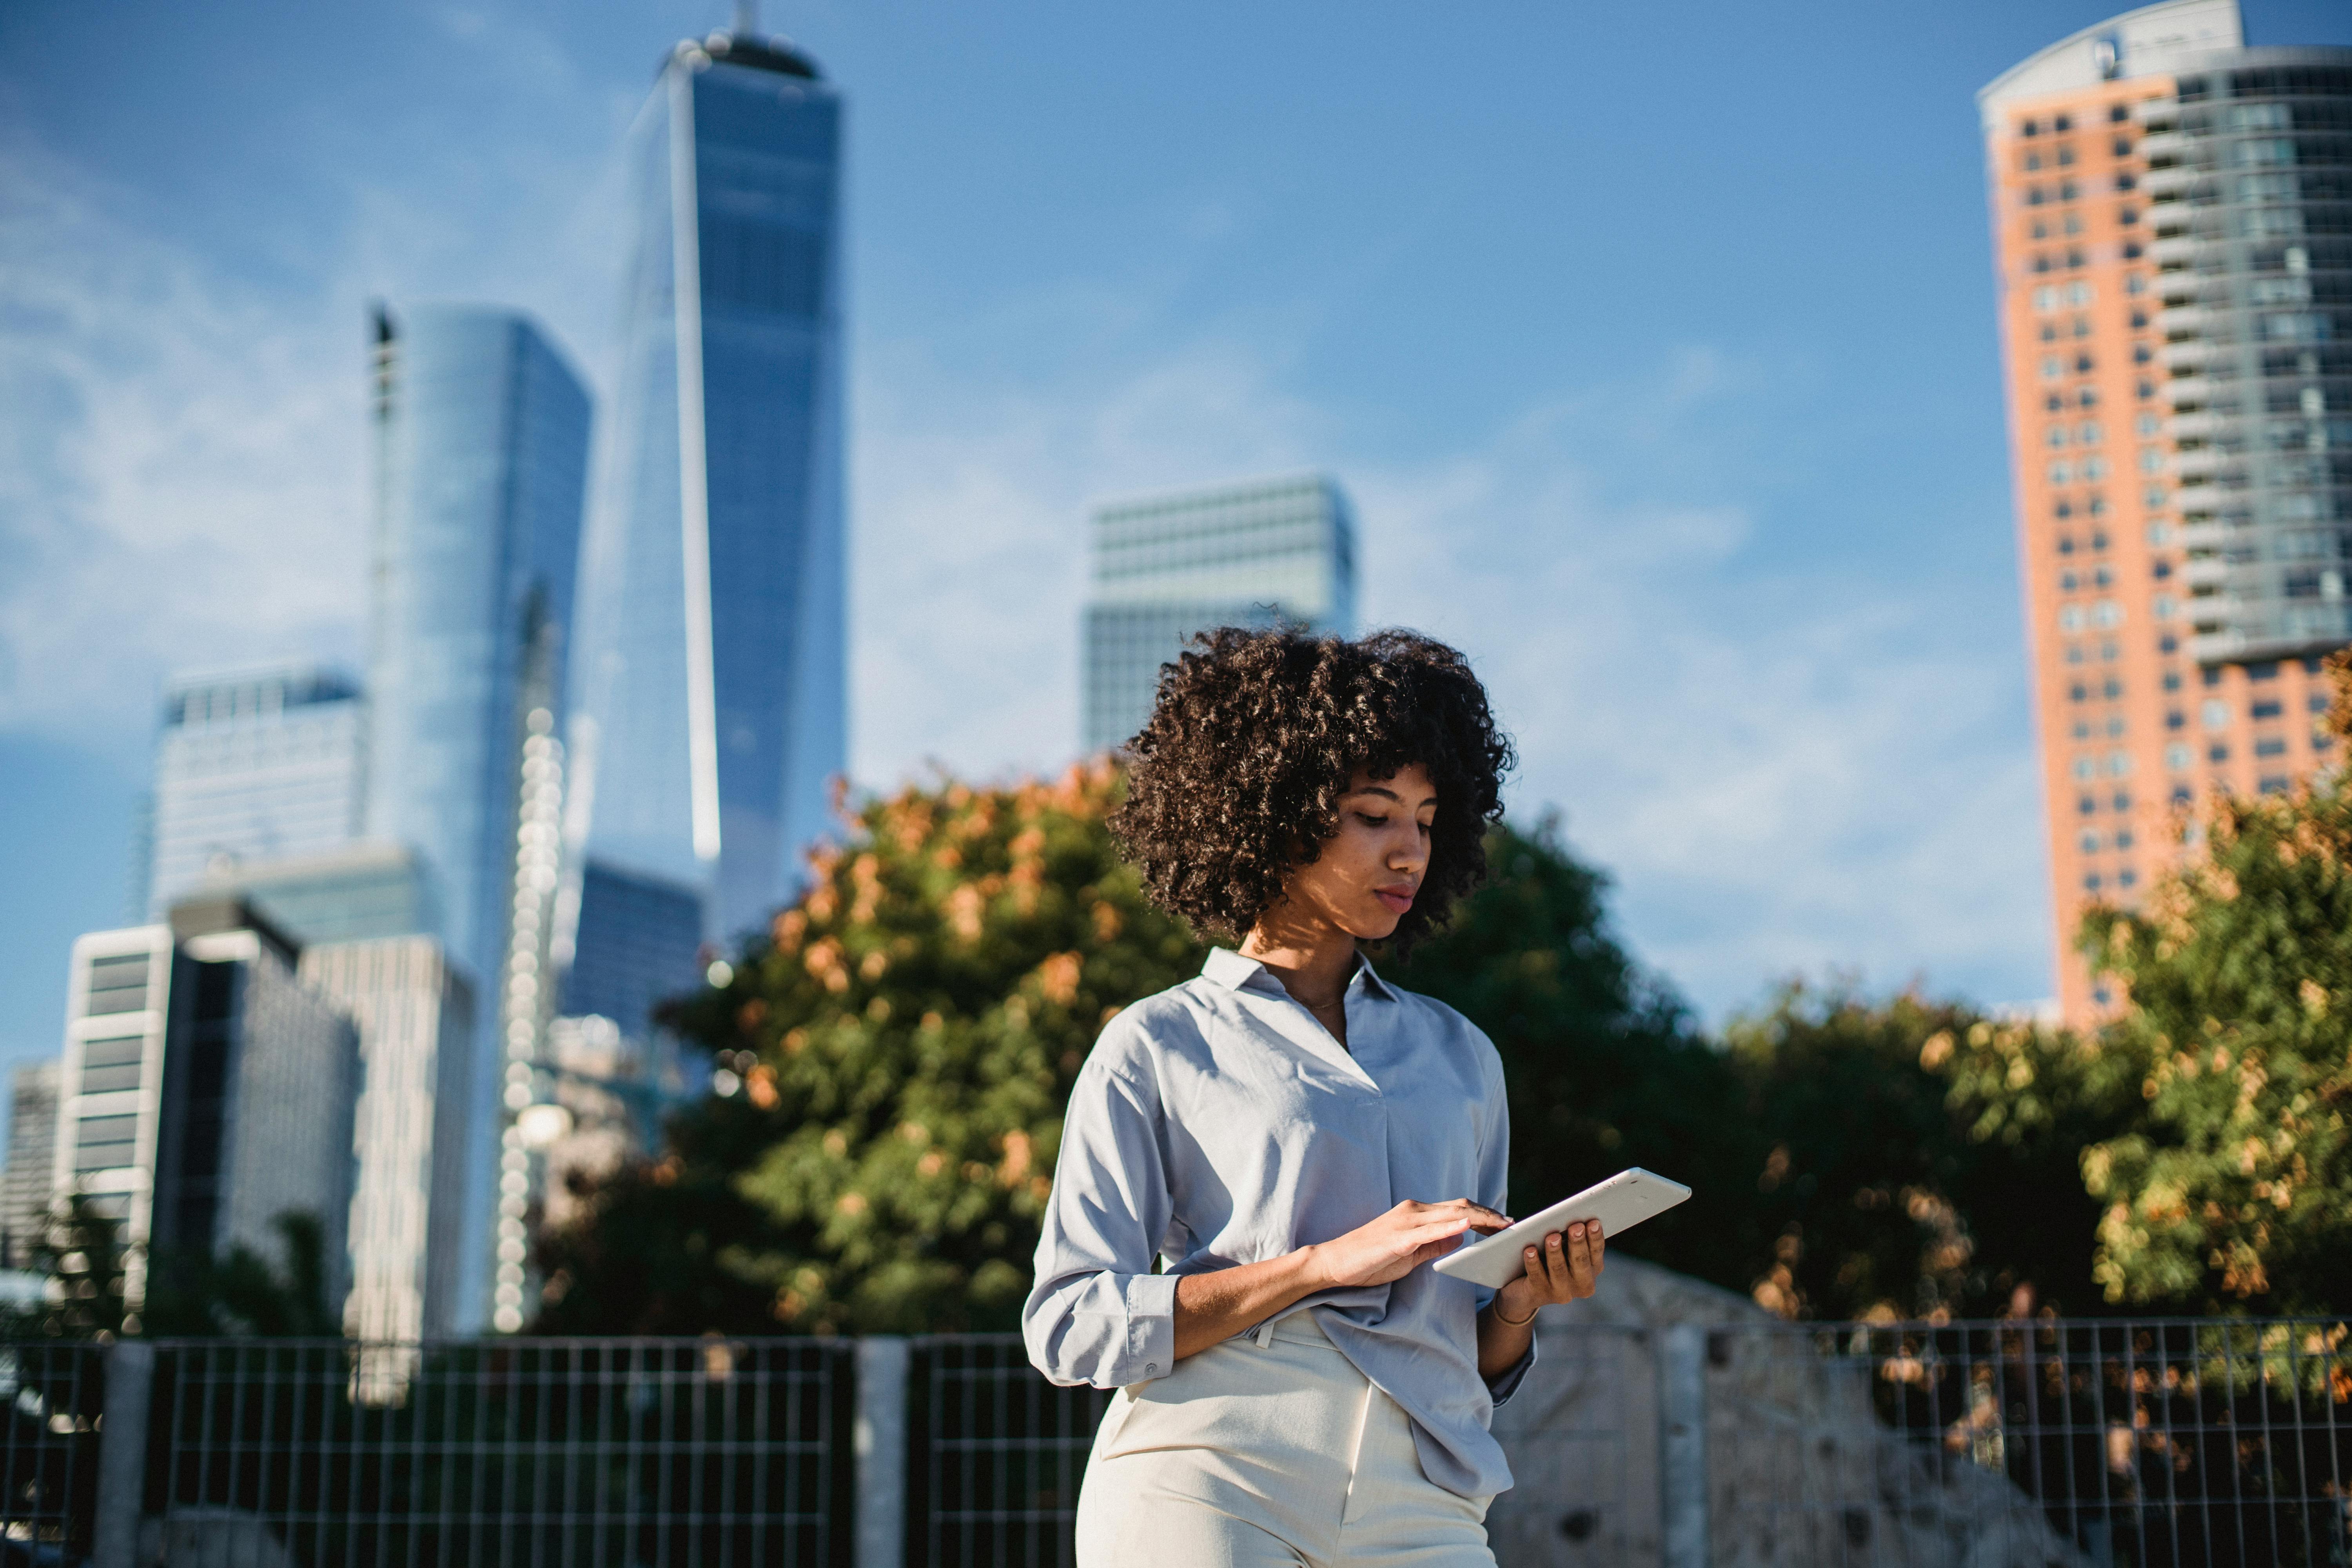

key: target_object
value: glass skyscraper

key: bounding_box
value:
[1081,474,1359,753]
[143,664,367,917]
[569,24,846,951]
[366,302,591,1327]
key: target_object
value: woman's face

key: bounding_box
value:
[1280,762,1438,942]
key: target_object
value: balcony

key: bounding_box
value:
[2179,523,2229,552]
[2161,339,2213,372]
[2173,448,2237,482]
[2167,410,2221,441]
[2164,376,2211,409]
[2134,97,2180,128]
[2156,304,2209,336]
[2183,556,2232,589]
[2142,165,2206,199]
[2150,234,2208,267]
[2138,130,2187,162]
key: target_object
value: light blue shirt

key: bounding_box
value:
[1022,946,1534,1499]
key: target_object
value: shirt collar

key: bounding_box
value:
[1201,946,1398,1002]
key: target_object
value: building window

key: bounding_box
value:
[2078,420,2102,445]
[2084,873,2103,892]
[2202,700,2232,730]
[2209,743,2230,763]
[2171,785,2193,806]
[2074,353,2094,373]
[2108,750,2132,778]
[2061,570,2080,592]
[2122,241,2142,260]
[2154,593,2177,620]
[2109,105,2129,124]
[2160,635,2179,656]
[2057,532,2076,551]
[2163,670,2181,691]
[2118,867,2138,889]
[2166,742,2192,769]
[2252,699,2283,720]
[2066,644,2087,665]
[2022,118,2041,137]
[2078,831,2100,854]
[2166,710,2186,731]
[2255,736,2287,757]
[2248,661,2278,681]
[2078,795,2097,815]
[2260,776,2290,795]
[2073,756,2096,781]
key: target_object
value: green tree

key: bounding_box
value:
[141,1211,341,1337]
[532,764,1205,1334]
[0,1193,132,1340]
[1725,987,2133,1321]
[2074,664,2352,1311]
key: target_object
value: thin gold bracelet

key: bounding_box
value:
[1493,1299,1539,1327]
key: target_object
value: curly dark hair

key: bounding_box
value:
[1108,626,1514,954]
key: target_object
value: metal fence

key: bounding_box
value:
[1704,1317,2352,1568]
[2,1318,2345,1568]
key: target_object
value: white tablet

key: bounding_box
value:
[1431,1167,1691,1290]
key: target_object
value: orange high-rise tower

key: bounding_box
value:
[1980,0,2352,1023]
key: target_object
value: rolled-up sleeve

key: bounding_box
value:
[1474,1051,1537,1406]
[1022,1056,1179,1388]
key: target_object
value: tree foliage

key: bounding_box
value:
[2072,655,2352,1312]
[532,764,1205,1334]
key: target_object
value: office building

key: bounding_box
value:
[1,1060,60,1269]
[144,664,367,916]
[559,860,704,1053]
[54,898,358,1314]
[569,21,846,950]
[301,937,474,1344]
[184,848,475,1342]
[1980,0,2352,1021]
[1081,474,1359,753]
[367,302,592,1327]
[194,841,441,949]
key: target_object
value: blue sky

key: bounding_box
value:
[6,0,2349,1074]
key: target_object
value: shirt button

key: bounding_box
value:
[1145,1363,1158,1374]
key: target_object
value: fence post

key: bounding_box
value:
[92,1339,154,1568]
[1659,1324,1709,1568]
[856,1336,910,1568]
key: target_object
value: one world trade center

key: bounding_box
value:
[569,17,846,956]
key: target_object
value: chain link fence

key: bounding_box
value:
[2,1316,2343,1566]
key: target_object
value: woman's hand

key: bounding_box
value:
[1308,1199,1511,1290]
[1493,1219,1605,1321]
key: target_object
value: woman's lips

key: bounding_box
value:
[1374,886,1415,914]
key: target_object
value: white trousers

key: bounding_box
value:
[1073,1312,1495,1568]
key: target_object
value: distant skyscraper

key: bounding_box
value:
[1,1060,59,1269]
[301,936,474,1345]
[367,302,592,1329]
[144,664,367,916]
[1980,0,2352,1021]
[191,848,476,1344]
[570,22,846,951]
[1081,474,1360,752]
[54,898,358,1315]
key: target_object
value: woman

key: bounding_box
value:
[1024,627,1606,1567]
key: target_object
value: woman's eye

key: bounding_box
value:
[1355,813,1389,827]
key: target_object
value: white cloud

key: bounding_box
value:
[0,110,2051,1027]
[850,336,2053,1018]
[0,144,367,741]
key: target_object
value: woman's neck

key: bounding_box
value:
[1239,902,1358,1012]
